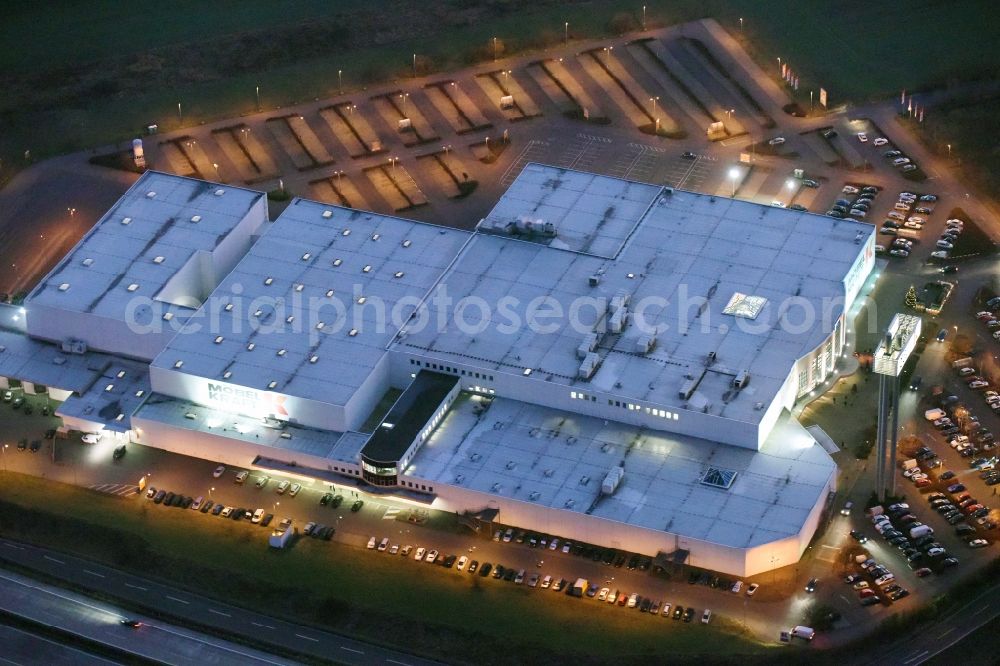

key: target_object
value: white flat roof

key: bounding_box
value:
[395,164,874,425]
[0,330,109,393]
[57,358,151,432]
[133,393,356,459]
[26,171,264,320]
[409,393,836,549]
[152,200,470,404]
[480,164,661,257]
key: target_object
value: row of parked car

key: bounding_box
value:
[367,536,717,623]
[877,191,940,257]
[144,485,337,539]
[828,183,880,220]
[493,526,654,570]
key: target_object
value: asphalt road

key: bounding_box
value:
[0,565,295,666]
[862,574,1000,665]
[0,538,442,666]
[0,622,119,666]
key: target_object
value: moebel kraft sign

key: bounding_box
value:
[206,382,288,417]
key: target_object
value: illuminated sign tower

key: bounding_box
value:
[872,314,921,501]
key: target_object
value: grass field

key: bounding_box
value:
[903,93,1000,199]
[0,472,769,664]
[1,0,997,173]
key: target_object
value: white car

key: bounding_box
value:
[771,200,786,208]
[931,250,949,259]
[456,555,469,570]
[367,537,377,549]
[903,221,922,229]
[906,216,925,224]
[842,185,860,194]
[276,480,290,494]
[288,483,301,497]
[969,539,989,548]
[946,218,964,226]
[731,580,743,593]
[889,249,909,257]
[235,470,249,484]
[212,465,226,478]
[874,573,895,586]
[873,137,888,146]
[252,508,265,523]
[81,432,101,444]
[899,192,917,199]
[970,380,990,390]
[549,538,559,551]
[768,137,786,146]
[936,240,953,250]
[887,211,906,221]
[894,157,911,166]
[414,547,426,561]
[926,547,947,557]
[746,583,759,597]
[857,132,868,142]
[425,549,439,563]
[701,609,712,624]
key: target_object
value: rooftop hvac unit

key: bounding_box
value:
[608,307,628,334]
[733,369,751,389]
[60,339,88,355]
[578,352,600,379]
[514,214,556,237]
[610,289,631,312]
[602,465,625,495]
[635,335,656,354]
[679,370,705,400]
[577,333,598,359]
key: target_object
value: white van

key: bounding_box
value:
[791,626,816,641]
[894,202,911,211]
[924,408,946,421]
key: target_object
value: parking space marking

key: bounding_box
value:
[339,645,363,653]
[296,633,319,642]
[252,621,276,629]
[500,140,550,187]
[124,583,148,591]
[383,507,401,520]
[208,608,231,617]
[83,569,105,579]
[165,595,190,605]
[387,660,412,666]
[43,555,64,565]
[936,627,955,639]
[816,544,841,563]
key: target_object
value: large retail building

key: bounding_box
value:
[4,164,876,576]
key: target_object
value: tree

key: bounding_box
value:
[904,285,918,309]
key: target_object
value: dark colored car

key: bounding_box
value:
[200,500,214,513]
[683,607,695,622]
[331,495,344,508]
[351,500,364,512]
[211,503,225,515]
[478,563,492,578]
[673,605,684,620]
[320,493,332,506]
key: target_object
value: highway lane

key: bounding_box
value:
[0,566,295,666]
[0,623,119,666]
[862,575,1000,665]
[0,538,443,666]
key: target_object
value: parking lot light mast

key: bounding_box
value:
[643,5,647,30]
[493,37,498,61]
[177,102,182,123]
[564,22,569,43]
[338,70,343,95]
[256,84,260,111]
[728,167,740,197]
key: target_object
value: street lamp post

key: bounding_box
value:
[947,144,952,158]
[739,17,744,33]
[256,85,260,111]
[493,37,497,61]
[564,22,569,43]
[643,5,647,30]
[338,70,343,95]
[729,167,740,197]
[399,93,408,116]
[177,102,182,122]
[212,163,219,180]
[412,53,417,78]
